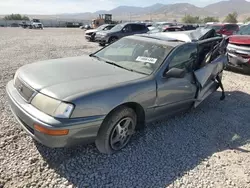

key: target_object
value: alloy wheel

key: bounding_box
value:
[110,117,135,151]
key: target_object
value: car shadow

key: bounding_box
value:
[226,66,250,76]
[36,90,250,187]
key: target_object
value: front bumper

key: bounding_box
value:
[6,80,104,148]
[85,35,91,40]
[227,43,250,74]
[95,35,109,44]
[227,53,250,73]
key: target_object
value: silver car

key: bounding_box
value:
[6,30,228,154]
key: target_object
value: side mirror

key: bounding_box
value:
[164,68,186,78]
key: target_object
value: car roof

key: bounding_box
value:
[126,35,184,47]
[122,22,147,25]
[147,28,213,42]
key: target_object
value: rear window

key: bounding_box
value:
[224,24,238,30]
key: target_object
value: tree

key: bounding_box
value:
[224,12,238,23]
[182,15,201,24]
[245,17,250,23]
[4,14,29,20]
[203,16,219,23]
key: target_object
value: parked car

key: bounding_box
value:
[227,24,250,74]
[148,22,175,31]
[82,24,92,30]
[179,24,197,31]
[205,23,239,36]
[20,19,43,29]
[95,22,149,46]
[148,26,184,34]
[85,24,115,42]
[6,29,228,154]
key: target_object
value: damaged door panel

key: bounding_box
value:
[194,38,228,107]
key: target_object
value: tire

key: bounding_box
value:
[108,37,118,44]
[95,107,137,154]
[99,43,105,46]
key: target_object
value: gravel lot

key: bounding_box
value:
[0,28,250,188]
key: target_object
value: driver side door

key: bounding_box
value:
[152,44,198,120]
[120,24,132,38]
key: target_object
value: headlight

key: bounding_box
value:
[31,93,74,118]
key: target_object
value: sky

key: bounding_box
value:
[0,0,237,15]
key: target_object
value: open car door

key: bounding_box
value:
[194,37,228,108]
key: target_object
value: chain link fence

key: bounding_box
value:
[0,19,91,28]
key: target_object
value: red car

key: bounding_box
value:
[227,24,250,74]
[206,24,239,36]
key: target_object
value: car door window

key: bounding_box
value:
[225,24,234,31]
[122,25,132,33]
[131,24,142,32]
[232,25,238,31]
[169,45,197,72]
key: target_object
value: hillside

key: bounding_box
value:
[3,0,250,21]
[204,0,250,16]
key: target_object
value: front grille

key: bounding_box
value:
[14,77,35,102]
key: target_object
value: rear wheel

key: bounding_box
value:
[95,107,136,154]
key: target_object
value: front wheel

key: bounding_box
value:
[99,43,105,46]
[108,37,118,44]
[95,107,137,154]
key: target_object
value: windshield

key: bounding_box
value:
[205,25,223,31]
[110,24,124,32]
[93,37,173,75]
[236,25,250,35]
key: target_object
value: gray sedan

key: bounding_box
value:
[6,33,228,154]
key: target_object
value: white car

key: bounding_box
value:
[148,22,174,31]
[31,19,43,29]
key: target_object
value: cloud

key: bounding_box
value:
[0,0,117,14]
[1,0,246,14]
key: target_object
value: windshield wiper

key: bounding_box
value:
[91,55,148,75]
[102,61,148,75]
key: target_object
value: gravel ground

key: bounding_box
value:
[0,28,250,188]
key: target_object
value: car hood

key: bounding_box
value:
[85,29,98,34]
[17,56,146,101]
[229,35,250,45]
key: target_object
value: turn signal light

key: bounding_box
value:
[34,124,69,136]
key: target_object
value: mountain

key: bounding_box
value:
[204,0,250,16]
[153,3,210,16]
[51,0,250,21]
